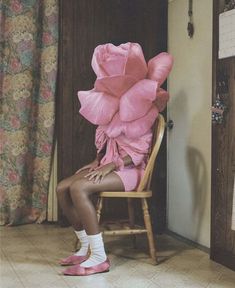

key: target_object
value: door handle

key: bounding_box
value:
[167,119,174,130]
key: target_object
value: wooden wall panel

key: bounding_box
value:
[57,0,167,232]
[211,0,235,271]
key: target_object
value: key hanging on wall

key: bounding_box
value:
[187,0,194,38]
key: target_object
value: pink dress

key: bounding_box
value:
[77,43,173,190]
[95,125,153,191]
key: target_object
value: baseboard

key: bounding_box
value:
[165,229,210,254]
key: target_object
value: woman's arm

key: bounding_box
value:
[96,144,106,163]
[122,155,133,167]
[85,154,133,183]
[75,145,107,174]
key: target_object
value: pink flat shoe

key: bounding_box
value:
[59,255,88,266]
[62,258,110,276]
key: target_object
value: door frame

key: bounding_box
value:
[210,0,235,271]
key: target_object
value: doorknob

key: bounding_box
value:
[167,119,174,130]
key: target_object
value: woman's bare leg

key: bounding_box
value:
[56,170,89,230]
[69,172,124,235]
[58,171,125,270]
[60,172,125,270]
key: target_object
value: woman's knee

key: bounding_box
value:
[56,179,69,197]
[69,179,91,200]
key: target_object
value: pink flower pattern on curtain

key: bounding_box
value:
[0,0,58,225]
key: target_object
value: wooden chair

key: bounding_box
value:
[96,114,166,264]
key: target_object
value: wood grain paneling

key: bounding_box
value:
[57,0,168,232]
[211,0,235,271]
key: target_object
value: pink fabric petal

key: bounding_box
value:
[104,113,123,139]
[119,79,158,122]
[147,52,174,86]
[105,106,158,139]
[95,126,108,153]
[124,105,158,139]
[155,88,169,112]
[78,89,119,125]
[91,42,147,80]
[124,43,148,81]
[91,43,129,77]
[117,129,153,166]
[94,75,137,98]
[99,137,124,170]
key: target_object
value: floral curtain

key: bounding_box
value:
[0,0,58,225]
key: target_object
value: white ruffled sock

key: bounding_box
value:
[80,232,107,267]
[74,230,89,256]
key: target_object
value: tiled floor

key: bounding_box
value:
[0,224,234,288]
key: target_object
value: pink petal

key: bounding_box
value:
[147,52,174,85]
[105,106,158,139]
[94,75,137,98]
[105,113,123,138]
[124,106,158,139]
[91,43,129,77]
[78,89,119,125]
[124,43,148,81]
[119,79,158,122]
[154,88,169,112]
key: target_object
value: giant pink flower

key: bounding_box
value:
[78,42,148,125]
[78,42,173,137]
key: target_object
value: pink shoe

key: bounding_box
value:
[59,255,88,266]
[62,258,110,276]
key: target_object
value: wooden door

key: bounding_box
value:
[57,0,168,232]
[211,0,235,271]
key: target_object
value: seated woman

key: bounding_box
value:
[56,43,173,276]
[57,122,153,276]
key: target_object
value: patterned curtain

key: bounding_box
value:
[0,0,58,225]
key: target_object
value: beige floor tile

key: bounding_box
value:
[186,266,222,285]
[63,273,114,288]
[166,253,203,273]
[112,272,153,288]
[24,279,69,288]
[207,273,235,288]
[146,283,162,288]
[0,226,23,237]
[0,260,17,276]
[134,261,170,279]
[94,260,137,283]
[1,224,235,288]
[0,274,25,288]
[150,267,191,288]
[17,268,67,287]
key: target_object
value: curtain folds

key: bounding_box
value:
[0,0,58,225]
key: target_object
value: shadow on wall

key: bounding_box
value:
[186,147,208,243]
[168,89,208,243]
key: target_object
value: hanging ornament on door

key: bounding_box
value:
[212,71,229,124]
[187,0,194,38]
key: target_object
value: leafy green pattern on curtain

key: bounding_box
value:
[0,0,58,225]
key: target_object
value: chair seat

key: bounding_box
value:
[99,190,152,198]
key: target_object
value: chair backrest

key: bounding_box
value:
[137,114,165,192]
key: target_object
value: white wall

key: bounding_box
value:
[167,0,212,247]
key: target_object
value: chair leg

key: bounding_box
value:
[141,198,157,264]
[127,198,137,248]
[96,197,103,223]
